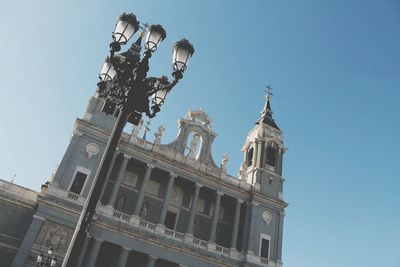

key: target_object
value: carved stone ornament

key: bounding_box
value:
[86,143,99,158]
[262,210,273,225]
[35,221,74,252]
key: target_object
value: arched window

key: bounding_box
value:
[266,144,277,167]
[247,147,254,167]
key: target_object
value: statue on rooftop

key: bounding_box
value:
[154,125,166,145]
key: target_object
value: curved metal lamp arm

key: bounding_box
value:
[144,76,179,97]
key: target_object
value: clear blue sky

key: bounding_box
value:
[0,1,399,266]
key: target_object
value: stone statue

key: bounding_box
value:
[154,125,166,145]
[221,153,229,173]
[239,162,248,180]
[139,202,148,219]
[116,195,126,211]
[130,118,144,142]
[188,134,200,159]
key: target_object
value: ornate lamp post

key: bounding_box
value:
[36,247,57,267]
[62,13,194,267]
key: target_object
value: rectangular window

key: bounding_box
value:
[196,198,205,212]
[69,171,87,194]
[146,179,160,196]
[165,211,177,230]
[122,171,138,188]
[260,238,270,259]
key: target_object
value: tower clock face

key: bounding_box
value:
[262,211,273,225]
[86,143,99,158]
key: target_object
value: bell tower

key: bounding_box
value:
[239,91,286,200]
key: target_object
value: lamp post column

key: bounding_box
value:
[63,107,131,267]
[99,151,119,202]
[76,233,92,267]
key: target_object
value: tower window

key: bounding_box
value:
[69,171,87,194]
[260,238,270,259]
[266,145,277,167]
[247,147,254,167]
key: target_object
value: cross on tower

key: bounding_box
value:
[140,22,150,32]
[265,85,273,99]
[142,120,151,140]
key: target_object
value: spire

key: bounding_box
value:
[256,89,280,130]
[129,31,145,53]
[120,32,144,63]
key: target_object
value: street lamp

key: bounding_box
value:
[62,12,194,267]
[36,247,57,267]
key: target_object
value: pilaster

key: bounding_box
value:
[11,214,45,267]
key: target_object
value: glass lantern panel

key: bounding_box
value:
[173,48,190,71]
[152,89,168,105]
[146,31,162,51]
[99,61,116,81]
[113,21,136,44]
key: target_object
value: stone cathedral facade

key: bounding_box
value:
[0,92,287,267]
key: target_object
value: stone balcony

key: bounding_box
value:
[44,187,242,262]
[95,204,240,261]
[43,182,278,266]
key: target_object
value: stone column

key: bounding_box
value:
[99,152,119,202]
[276,211,285,261]
[146,255,158,267]
[256,140,263,168]
[243,147,248,164]
[231,199,243,249]
[158,173,177,225]
[86,237,103,267]
[76,233,92,267]
[277,148,283,175]
[252,142,258,168]
[11,214,45,267]
[209,191,223,242]
[117,247,130,267]
[186,183,202,233]
[108,154,131,207]
[134,163,155,215]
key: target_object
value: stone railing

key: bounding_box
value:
[46,184,85,205]
[192,237,208,248]
[0,179,38,203]
[113,210,130,221]
[139,219,157,231]
[96,204,240,260]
